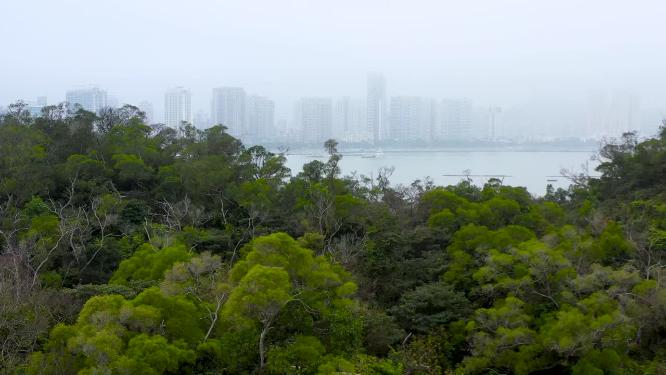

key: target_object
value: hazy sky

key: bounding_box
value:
[1,0,665,123]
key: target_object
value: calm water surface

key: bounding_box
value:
[285,150,598,196]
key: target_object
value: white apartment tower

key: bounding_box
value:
[334,97,368,142]
[246,96,275,140]
[66,87,108,113]
[164,87,192,128]
[137,101,154,124]
[297,97,333,144]
[367,73,387,144]
[390,96,436,142]
[193,110,211,129]
[211,87,246,137]
[439,99,473,140]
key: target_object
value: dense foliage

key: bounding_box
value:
[1,102,666,374]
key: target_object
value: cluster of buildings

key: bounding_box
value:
[285,76,487,144]
[47,76,485,144]
[163,86,275,141]
[284,75,493,144]
[65,88,108,114]
[4,75,657,145]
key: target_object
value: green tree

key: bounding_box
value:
[389,282,470,334]
[109,243,191,287]
[223,233,360,370]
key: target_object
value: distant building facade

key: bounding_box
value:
[27,104,43,118]
[137,101,154,123]
[211,87,246,137]
[297,97,332,143]
[246,95,275,140]
[66,87,107,113]
[26,96,48,118]
[334,97,368,142]
[164,87,192,128]
[193,110,211,129]
[367,73,387,143]
[439,99,473,140]
[390,96,436,141]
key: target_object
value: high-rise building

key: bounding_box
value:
[586,90,640,139]
[137,101,154,123]
[608,91,640,136]
[246,95,275,140]
[193,110,211,129]
[25,96,48,118]
[27,104,43,118]
[334,97,368,142]
[66,87,107,113]
[367,73,387,143]
[297,97,332,143]
[390,96,436,142]
[164,87,192,128]
[438,99,473,140]
[107,96,119,109]
[486,106,502,141]
[211,87,246,137]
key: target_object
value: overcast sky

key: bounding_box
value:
[1,0,665,124]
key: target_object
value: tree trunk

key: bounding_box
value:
[259,321,271,369]
[203,295,225,342]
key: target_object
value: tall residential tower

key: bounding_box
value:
[439,99,473,140]
[297,97,332,144]
[366,73,387,144]
[211,87,246,137]
[164,87,192,128]
[390,96,436,142]
[66,87,107,113]
[334,97,368,142]
[246,95,275,140]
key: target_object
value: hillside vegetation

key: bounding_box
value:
[2,103,666,374]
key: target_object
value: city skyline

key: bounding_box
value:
[3,0,666,142]
[9,81,663,139]
[4,74,658,144]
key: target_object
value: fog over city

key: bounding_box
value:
[8,2,666,372]
[2,0,665,142]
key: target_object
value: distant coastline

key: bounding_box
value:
[266,139,601,154]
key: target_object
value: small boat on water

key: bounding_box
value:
[546,179,557,182]
[361,148,384,159]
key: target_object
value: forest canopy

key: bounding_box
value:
[1,102,666,374]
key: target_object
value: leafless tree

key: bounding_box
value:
[159,196,211,232]
[328,232,367,268]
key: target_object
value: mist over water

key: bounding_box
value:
[4,1,666,373]
[285,150,598,195]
